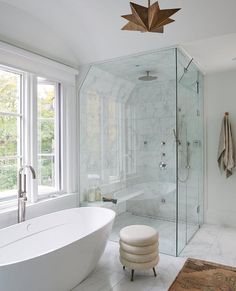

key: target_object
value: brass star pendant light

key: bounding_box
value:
[121,0,181,33]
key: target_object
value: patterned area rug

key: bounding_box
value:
[169,258,236,291]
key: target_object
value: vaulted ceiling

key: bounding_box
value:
[0,0,236,72]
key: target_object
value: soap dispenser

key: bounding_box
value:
[88,186,96,202]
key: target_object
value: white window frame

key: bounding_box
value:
[0,40,78,211]
[36,78,63,201]
[29,76,65,202]
[0,65,24,206]
[0,67,66,207]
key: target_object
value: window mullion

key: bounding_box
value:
[0,112,22,117]
[17,74,23,184]
[55,83,61,191]
[24,73,38,203]
[31,74,38,203]
[60,84,66,193]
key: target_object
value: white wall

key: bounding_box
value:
[205,69,236,227]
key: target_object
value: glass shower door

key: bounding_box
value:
[176,49,204,255]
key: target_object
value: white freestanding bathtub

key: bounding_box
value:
[0,207,115,291]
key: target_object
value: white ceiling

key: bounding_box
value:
[183,33,236,74]
[0,0,236,73]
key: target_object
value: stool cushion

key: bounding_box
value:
[120,249,158,263]
[119,225,158,246]
[120,240,158,255]
[120,256,159,270]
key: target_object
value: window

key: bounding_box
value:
[0,66,62,205]
[37,79,61,195]
[0,68,22,202]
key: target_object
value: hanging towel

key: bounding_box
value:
[217,114,235,178]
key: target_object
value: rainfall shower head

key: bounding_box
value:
[138,71,157,81]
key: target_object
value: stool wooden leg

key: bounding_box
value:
[153,267,157,277]
[123,266,125,270]
[131,269,134,281]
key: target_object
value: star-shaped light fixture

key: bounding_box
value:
[121,0,181,33]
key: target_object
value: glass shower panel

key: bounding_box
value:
[121,50,177,256]
[197,72,204,227]
[79,47,204,257]
[79,49,178,256]
[177,49,204,254]
[176,49,187,254]
[79,65,132,203]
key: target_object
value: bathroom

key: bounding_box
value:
[0,1,236,291]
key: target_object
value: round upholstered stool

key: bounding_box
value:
[119,225,159,281]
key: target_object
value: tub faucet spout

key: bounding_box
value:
[18,165,36,223]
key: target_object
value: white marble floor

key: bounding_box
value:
[110,212,198,255]
[72,224,236,291]
[180,224,236,266]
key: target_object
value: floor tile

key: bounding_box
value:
[72,268,124,291]
[75,224,236,291]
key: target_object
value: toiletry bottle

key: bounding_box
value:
[83,190,88,202]
[95,187,102,201]
[88,187,96,202]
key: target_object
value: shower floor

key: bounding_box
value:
[110,212,198,255]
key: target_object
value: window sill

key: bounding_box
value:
[0,192,77,216]
[34,192,75,205]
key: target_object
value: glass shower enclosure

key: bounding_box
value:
[79,48,204,256]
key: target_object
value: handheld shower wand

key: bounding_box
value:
[173,129,181,145]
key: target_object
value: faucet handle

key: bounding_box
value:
[159,161,167,170]
[19,195,27,201]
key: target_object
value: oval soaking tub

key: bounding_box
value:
[0,207,115,291]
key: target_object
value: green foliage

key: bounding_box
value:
[0,160,17,191]
[39,120,54,153]
[0,72,56,193]
[0,71,19,192]
[0,71,19,113]
[39,157,54,187]
[38,84,55,187]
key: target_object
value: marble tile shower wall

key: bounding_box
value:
[125,80,177,219]
[80,66,135,202]
[125,80,203,223]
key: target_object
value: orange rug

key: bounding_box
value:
[169,258,236,290]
